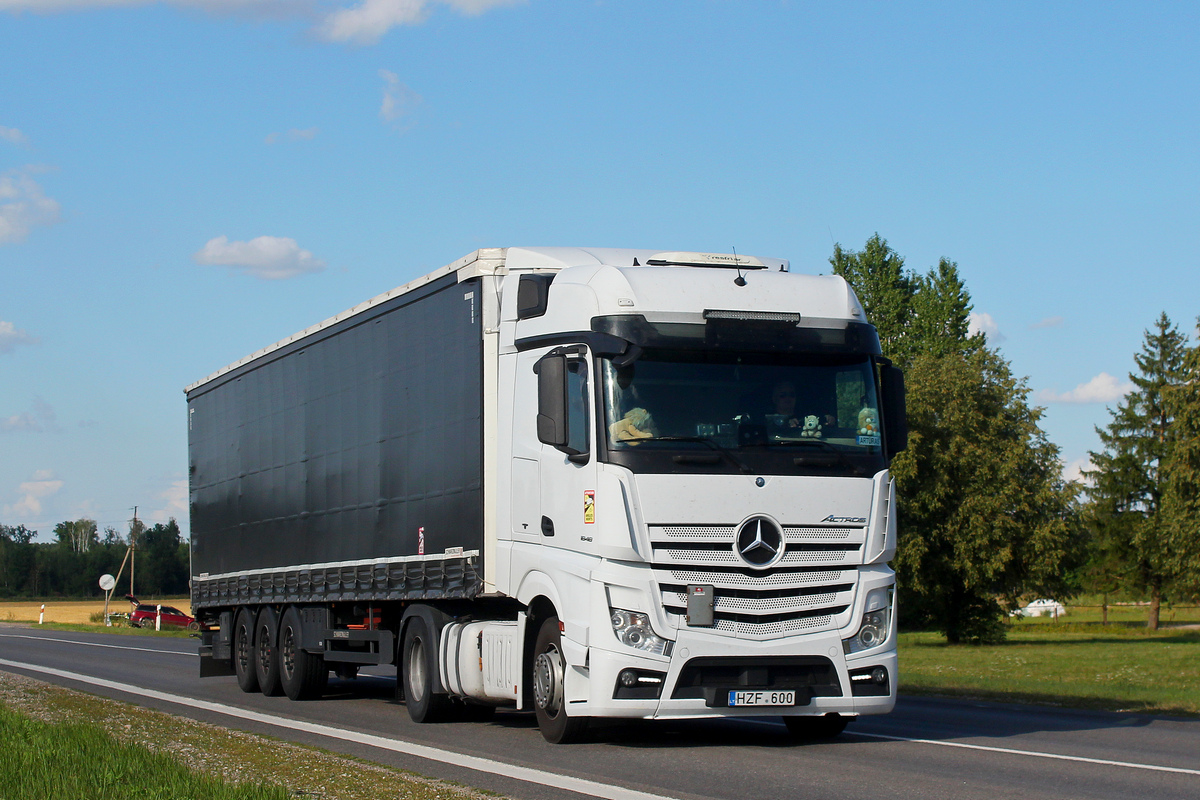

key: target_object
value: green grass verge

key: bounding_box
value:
[0,672,501,800]
[0,704,287,800]
[898,625,1200,716]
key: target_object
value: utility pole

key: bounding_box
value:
[130,506,138,599]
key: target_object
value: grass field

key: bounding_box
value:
[899,611,1200,716]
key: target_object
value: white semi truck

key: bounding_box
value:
[188,246,906,743]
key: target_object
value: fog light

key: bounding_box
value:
[612,668,666,699]
[871,667,887,685]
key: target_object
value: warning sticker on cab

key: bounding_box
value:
[584,490,595,524]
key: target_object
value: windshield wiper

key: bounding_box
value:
[764,438,867,475]
[635,436,753,473]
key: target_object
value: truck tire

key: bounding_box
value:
[254,606,284,697]
[783,713,849,740]
[279,606,328,701]
[402,616,451,723]
[233,608,260,694]
[532,616,588,744]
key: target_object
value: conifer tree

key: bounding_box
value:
[830,234,917,364]
[1161,320,1200,599]
[1085,313,1187,628]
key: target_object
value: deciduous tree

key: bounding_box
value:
[832,235,1083,642]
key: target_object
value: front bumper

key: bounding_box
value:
[574,629,896,720]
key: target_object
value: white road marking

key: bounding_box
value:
[0,658,679,800]
[0,632,195,657]
[741,718,1200,777]
[850,731,1200,776]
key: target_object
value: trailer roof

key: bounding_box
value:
[184,246,788,393]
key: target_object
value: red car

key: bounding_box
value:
[126,595,198,630]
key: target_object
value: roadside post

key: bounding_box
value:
[99,574,116,626]
[156,604,162,631]
[38,604,44,624]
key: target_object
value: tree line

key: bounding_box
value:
[833,234,1199,641]
[0,518,188,599]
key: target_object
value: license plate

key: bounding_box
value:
[728,690,795,707]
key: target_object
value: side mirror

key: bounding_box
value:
[535,354,567,447]
[881,364,908,456]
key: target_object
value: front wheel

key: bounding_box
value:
[783,713,850,740]
[532,616,588,744]
[402,616,451,723]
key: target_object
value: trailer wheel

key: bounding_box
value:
[783,713,849,740]
[233,608,259,694]
[254,606,284,697]
[402,617,451,723]
[532,616,588,744]
[279,606,328,701]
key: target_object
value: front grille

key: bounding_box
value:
[671,656,843,701]
[650,524,863,639]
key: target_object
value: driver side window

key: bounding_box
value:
[566,358,589,456]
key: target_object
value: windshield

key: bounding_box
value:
[601,348,885,475]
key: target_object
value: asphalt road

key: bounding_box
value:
[1,625,1197,800]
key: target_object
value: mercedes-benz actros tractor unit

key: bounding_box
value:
[187,246,907,743]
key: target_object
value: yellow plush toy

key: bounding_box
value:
[610,407,655,444]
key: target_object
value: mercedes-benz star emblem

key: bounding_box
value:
[735,517,784,568]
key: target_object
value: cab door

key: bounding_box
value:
[532,345,597,551]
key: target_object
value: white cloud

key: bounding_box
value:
[0,126,29,146]
[0,397,58,433]
[4,469,63,518]
[1062,457,1094,486]
[1030,316,1064,330]
[444,0,521,14]
[320,0,427,43]
[379,70,423,130]
[1036,372,1133,404]
[317,0,523,44]
[968,311,1006,344]
[0,320,39,354]
[151,477,188,522]
[0,169,62,244]
[193,234,326,280]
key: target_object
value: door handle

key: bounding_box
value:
[541,516,555,537]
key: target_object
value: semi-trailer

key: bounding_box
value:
[187,246,907,743]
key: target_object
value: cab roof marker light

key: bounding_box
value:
[646,252,767,269]
[704,309,802,323]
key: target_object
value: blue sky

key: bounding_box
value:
[2,1,1197,540]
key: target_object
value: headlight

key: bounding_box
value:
[610,609,672,656]
[843,587,893,654]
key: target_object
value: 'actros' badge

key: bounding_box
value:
[735,517,785,569]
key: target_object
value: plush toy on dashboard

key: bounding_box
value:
[610,407,655,445]
[858,407,879,436]
[798,414,823,438]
